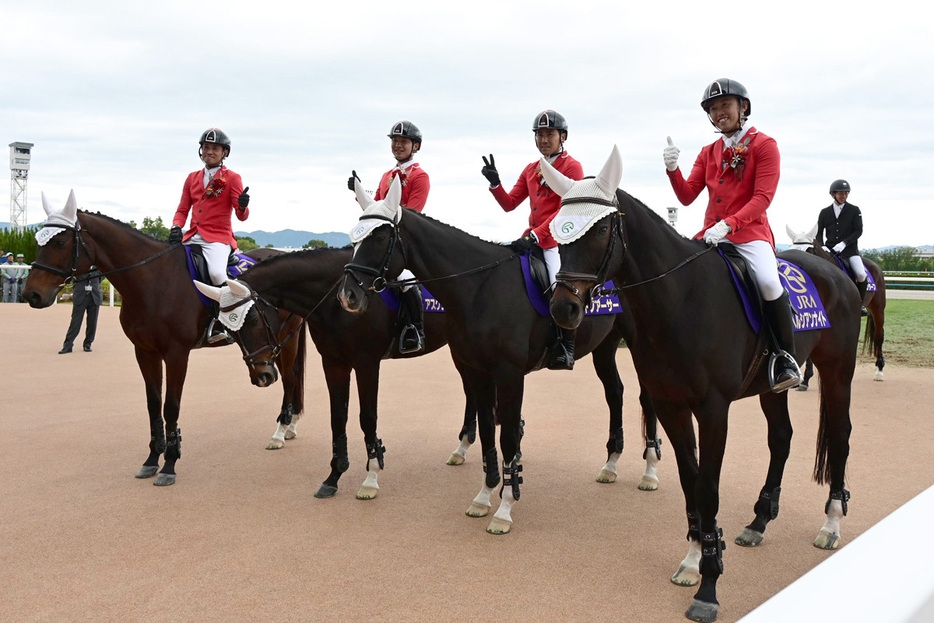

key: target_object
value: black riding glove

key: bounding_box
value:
[510,232,537,253]
[238,186,250,210]
[481,154,500,187]
[347,170,361,191]
[168,226,183,244]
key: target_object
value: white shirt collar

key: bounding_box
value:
[722,125,750,150]
[394,160,418,172]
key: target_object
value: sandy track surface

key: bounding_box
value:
[3,304,932,622]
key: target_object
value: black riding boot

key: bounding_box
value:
[547,324,576,371]
[399,286,425,354]
[762,292,801,392]
[856,279,869,316]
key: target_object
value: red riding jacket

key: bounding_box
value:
[666,127,779,250]
[375,162,429,212]
[173,166,248,248]
[490,151,584,249]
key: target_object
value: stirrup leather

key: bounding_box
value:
[768,350,801,392]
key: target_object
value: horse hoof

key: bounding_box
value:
[314,484,338,498]
[356,485,378,500]
[670,565,700,587]
[446,452,466,466]
[685,599,719,622]
[874,371,885,382]
[638,476,659,491]
[596,468,617,483]
[486,517,512,535]
[735,527,764,547]
[153,473,176,486]
[795,384,809,392]
[284,430,297,440]
[813,530,840,550]
[465,502,490,518]
[265,438,285,450]
[135,465,158,479]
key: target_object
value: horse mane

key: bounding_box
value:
[616,189,698,245]
[78,210,164,242]
[251,245,350,269]
[407,208,514,249]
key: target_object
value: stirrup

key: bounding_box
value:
[399,325,425,355]
[768,351,801,393]
[206,318,232,345]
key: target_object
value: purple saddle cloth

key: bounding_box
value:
[185,248,258,307]
[830,254,876,292]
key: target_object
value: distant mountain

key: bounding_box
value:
[233,229,351,249]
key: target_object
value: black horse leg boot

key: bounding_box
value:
[856,279,869,316]
[763,292,801,392]
[547,324,576,370]
[399,286,425,354]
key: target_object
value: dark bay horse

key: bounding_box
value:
[22,192,307,486]
[192,247,481,500]
[337,179,660,535]
[544,148,860,622]
[787,224,886,381]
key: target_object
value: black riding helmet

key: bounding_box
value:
[388,121,422,150]
[199,128,231,158]
[830,179,851,194]
[532,110,568,137]
[701,79,751,115]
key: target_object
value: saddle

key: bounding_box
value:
[185,246,257,308]
[829,253,876,292]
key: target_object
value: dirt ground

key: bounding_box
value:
[2,304,933,623]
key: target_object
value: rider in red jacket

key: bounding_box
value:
[664,80,801,391]
[481,110,584,370]
[170,128,250,343]
[348,121,430,354]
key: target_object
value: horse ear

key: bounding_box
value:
[62,189,79,223]
[227,279,251,298]
[194,280,222,302]
[385,175,403,220]
[785,224,797,242]
[41,192,54,217]
[539,157,575,197]
[594,145,623,196]
[807,222,819,242]
[354,177,374,210]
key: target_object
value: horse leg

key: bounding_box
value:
[659,405,702,588]
[466,373,498,519]
[487,374,525,535]
[639,384,663,491]
[591,337,624,484]
[154,353,190,486]
[355,365,383,500]
[685,401,730,623]
[447,356,477,466]
[268,324,305,449]
[813,365,854,550]
[133,347,165,479]
[870,310,886,381]
[735,392,792,547]
[314,360,353,499]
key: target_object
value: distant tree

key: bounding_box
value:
[303,239,328,249]
[265,243,274,248]
[875,246,924,272]
[236,236,259,252]
[139,216,170,240]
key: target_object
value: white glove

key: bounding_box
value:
[832,242,846,253]
[664,136,680,172]
[703,220,731,246]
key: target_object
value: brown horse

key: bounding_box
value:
[23,191,306,486]
[544,148,860,622]
[786,224,886,381]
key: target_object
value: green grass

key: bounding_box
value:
[860,299,934,368]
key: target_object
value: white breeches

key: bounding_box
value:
[848,255,868,282]
[543,246,561,287]
[186,235,231,286]
[399,268,415,292]
[724,240,784,301]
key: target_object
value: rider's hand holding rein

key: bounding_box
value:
[703,220,731,246]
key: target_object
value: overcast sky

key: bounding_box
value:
[2,0,930,250]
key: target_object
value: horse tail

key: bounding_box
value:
[292,322,308,414]
[861,313,876,356]
[813,389,832,485]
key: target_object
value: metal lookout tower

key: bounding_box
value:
[9,142,34,230]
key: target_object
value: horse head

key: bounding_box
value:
[23,190,86,308]
[542,146,624,330]
[338,177,404,314]
[194,279,280,387]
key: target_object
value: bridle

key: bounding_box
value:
[553,198,624,306]
[342,214,402,293]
